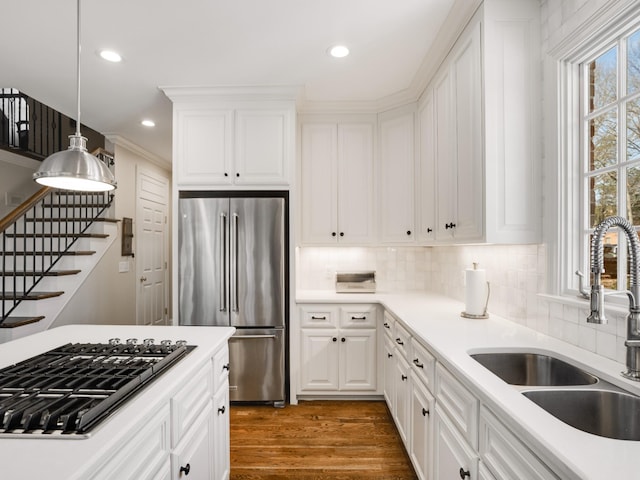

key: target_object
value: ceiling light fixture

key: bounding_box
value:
[141,119,155,127]
[328,45,350,58]
[99,49,122,63]
[33,0,117,192]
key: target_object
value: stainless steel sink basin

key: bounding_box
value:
[523,389,640,440]
[470,352,598,386]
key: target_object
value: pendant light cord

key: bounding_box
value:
[75,0,82,137]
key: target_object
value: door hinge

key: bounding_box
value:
[164,307,168,315]
[165,261,168,269]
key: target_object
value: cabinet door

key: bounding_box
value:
[339,329,377,390]
[383,336,396,409]
[213,385,230,480]
[411,379,435,480]
[434,68,456,241]
[175,109,233,186]
[450,23,483,241]
[300,123,338,243]
[379,109,416,243]
[418,91,436,243]
[235,109,291,185]
[337,123,375,244]
[300,329,339,390]
[394,354,411,445]
[434,406,479,480]
[171,403,215,480]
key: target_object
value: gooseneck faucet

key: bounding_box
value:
[588,216,640,380]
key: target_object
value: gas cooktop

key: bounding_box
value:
[0,338,195,438]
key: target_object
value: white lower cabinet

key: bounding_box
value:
[172,402,215,480]
[394,353,412,445]
[479,406,559,480]
[410,376,435,480]
[298,304,378,394]
[213,385,231,480]
[383,335,396,408]
[434,404,479,480]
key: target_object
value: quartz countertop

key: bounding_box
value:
[297,290,640,480]
[0,324,235,479]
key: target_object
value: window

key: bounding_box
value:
[580,27,640,292]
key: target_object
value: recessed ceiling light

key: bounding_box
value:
[141,119,156,127]
[328,45,349,58]
[99,50,122,63]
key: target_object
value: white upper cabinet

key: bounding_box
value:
[378,105,416,244]
[419,0,541,244]
[164,87,296,189]
[418,92,436,243]
[300,116,375,245]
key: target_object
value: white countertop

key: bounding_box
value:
[0,324,235,480]
[297,290,640,480]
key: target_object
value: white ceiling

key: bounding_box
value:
[2,0,468,165]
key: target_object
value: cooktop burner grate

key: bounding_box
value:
[0,340,195,437]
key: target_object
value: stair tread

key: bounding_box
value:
[0,316,45,328]
[1,270,81,276]
[0,250,95,256]
[0,291,64,300]
[4,233,109,238]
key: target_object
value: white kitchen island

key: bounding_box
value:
[296,291,640,480]
[0,324,234,480]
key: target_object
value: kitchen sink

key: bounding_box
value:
[523,389,640,440]
[470,352,598,386]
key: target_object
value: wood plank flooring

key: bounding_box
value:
[230,400,418,480]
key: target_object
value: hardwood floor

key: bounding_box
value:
[230,400,418,480]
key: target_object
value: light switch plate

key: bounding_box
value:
[118,261,129,273]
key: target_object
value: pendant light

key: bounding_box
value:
[33,0,117,192]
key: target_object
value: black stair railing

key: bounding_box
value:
[0,186,114,323]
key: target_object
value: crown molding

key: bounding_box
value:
[105,134,170,169]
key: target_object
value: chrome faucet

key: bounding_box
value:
[588,216,640,380]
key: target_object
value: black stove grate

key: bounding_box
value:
[0,341,195,437]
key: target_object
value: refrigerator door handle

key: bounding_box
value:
[219,212,227,312]
[231,212,239,313]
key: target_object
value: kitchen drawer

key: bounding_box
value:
[382,311,395,339]
[436,363,479,450]
[339,304,377,328]
[410,338,436,393]
[171,362,214,448]
[480,406,559,480]
[300,305,338,328]
[212,344,230,392]
[394,319,411,359]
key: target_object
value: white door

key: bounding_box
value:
[136,169,169,326]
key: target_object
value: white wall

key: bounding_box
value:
[0,150,41,219]
[51,142,171,327]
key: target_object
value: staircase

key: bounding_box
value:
[0,186,117,342]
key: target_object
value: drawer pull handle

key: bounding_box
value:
[413,358,424,368]
[223,363,230,371]
[311,315,327,320]
[218,406,226,414]
[351,316,367,320]
[383,322,390,329]
[401,374,408,381]
[180,463,191,475]
[422,408,429,417]
[459,467,470,479]
[395,338,404,345]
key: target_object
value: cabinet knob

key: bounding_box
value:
[236,173,240,177]
[180,463,191,476]
[339,232,344,237]
[413,358,424,368]
[427,227,433,233]
[341,337,346,342]
[387,353,393,358]
[445,222,457,230]
[422,407,429,417]
[224,172,228,177]
[223,363,230,371]
[395,338,404,345]
[401,374,408,381]
[333,337,338,342]
[459,467,470,479]
[218,405,226,414]
[331,232,337,237]
[406,230,412,236]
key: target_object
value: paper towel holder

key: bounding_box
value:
[461,281,490,319]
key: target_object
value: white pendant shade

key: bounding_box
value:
[34,135,117,192]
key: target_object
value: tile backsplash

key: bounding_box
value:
[297,244,628,364]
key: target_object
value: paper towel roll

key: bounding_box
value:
[464,265,487,316]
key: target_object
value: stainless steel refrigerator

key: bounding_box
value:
[178,192,287,406]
